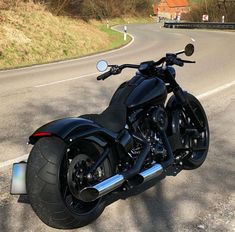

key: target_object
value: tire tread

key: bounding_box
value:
[26,137,107,229]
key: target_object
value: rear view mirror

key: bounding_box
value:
[97,60,108,72]
[185,44,194,56]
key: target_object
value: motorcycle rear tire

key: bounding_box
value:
[26,136,113,229]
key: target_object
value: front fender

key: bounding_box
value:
[29,117,117,145]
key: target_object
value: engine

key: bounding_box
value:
[129,106,168,167]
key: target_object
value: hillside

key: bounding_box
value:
[0,2,151,69]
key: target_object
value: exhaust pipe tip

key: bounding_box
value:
[79,174,125,202]
[127,175,145,186]
[135,164,163,185]
[79,187,99,202]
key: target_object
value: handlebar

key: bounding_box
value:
[153,57,166,66]
[180,59,196,64]
[97,64,140,81]
[174,58,184,67]
[97,54,195,81]
[120,64,140,69]
[97,70,112,80]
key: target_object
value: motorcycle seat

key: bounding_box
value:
[80,104,127,133]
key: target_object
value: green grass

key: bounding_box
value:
[91,16,153,50]
[98,25,131,50]
[189,0,202,5]
[0,2,153,70]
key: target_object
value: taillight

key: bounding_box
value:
[32,132,52,137]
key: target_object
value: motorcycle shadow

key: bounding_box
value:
[105,174,165,206]
[17,194,29,204]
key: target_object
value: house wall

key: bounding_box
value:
[154,0,189,19]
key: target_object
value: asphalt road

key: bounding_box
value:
[0,24,234,231]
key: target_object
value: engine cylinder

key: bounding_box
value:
[150,107,168,131]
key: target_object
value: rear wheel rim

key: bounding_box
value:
[59,141,109,215]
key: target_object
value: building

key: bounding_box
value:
[153,0,190,20]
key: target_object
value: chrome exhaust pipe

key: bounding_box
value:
[79,164,163,202]
[135,163,163,185]
[79,174,125,202]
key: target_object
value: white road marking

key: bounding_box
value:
[0,27,135,74]
[1,79,235,169]
[34,72,99,88]
[197,80,235,99]
[0,154,29,169]
[34,30,135,88]
[191,37,196,42]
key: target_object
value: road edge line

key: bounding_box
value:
[197,80,235,99]
[0,154,29,169]
[34,72,99,88]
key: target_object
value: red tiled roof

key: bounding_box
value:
[166,0,189,7]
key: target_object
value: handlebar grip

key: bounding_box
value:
[181,59,196,64]
[97,71,112,81]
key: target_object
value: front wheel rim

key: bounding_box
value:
[177,103,209,162]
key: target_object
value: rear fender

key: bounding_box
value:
[29,117,117,147]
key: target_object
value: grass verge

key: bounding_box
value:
[0,2,153,70]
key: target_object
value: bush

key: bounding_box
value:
[183,0,235,22]
[0,0,152,18]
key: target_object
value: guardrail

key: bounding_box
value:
[164,22,235,30]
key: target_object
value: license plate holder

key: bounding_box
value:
[10,162,27,195]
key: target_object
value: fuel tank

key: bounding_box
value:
[110,74,167,109]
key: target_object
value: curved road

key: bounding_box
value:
[0,24,234,231]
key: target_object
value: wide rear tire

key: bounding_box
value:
[26,137,113,229]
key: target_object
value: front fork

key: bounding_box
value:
[165,69,204,132]
[173,88,204,132]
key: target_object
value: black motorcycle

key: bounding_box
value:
[11,44,209,229]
